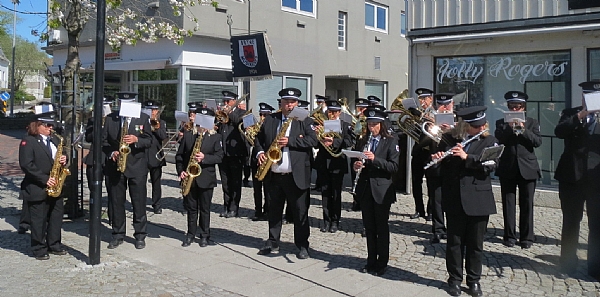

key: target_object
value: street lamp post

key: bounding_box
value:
[9,0,19,117]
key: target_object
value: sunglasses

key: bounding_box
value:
[40,123,54,128]
[507,103,524,109]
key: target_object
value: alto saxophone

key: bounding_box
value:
[46,133,71,198]
[181,131,204,196]
[255,116,294,181]
[117,118,131,173]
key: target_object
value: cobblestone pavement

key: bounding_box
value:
[0,130,599,296]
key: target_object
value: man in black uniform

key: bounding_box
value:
[255,88,318,259]
[495,91,542,249]
[217,91,247,218]
[315,99,354,233]
[554,81,600,281]
[145,100,168,214]
[102,92,152,250]
[250,102,275,221]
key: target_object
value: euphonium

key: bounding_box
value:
[181,130,204,196]
[255,116,294,181]
[46,132,71,198]
[311,108,342,157]
[237,109,260,146]
[117,118,131,173]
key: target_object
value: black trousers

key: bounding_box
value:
[321,170,344,223]
[411,154,430,216]
[559,177,600,278]
[107,172,148,241]
[86,165,110,220]
[219,156,244,213]
[184,185,213,239]
[19,191,30,230]
[446,213,489,286]
[251,165,270,214]
[426,176,446,235]
[360,180,392,271]
[149,166,163,210]
[28,196,64,257]
[500,173,536,244]
[266,173,310,249]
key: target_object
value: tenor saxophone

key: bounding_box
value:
[46,133,71,198]
[255,116,293,181]
[117,118,131,173]
[181,131,204,196]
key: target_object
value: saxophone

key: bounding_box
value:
[255,116,294,181]
[117,118,131,173]
[181,131,204,196]
[46,133,71,198]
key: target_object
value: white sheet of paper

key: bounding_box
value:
[205,99,217,111]
[141,108,152,117]
[195,114,215,130]
[102,104,112,117]
[402,98,418,109]
[341,149,367,159]
[584,92,600,112]
[339,112,353,124]
[34,104,53,115]
[242,113,256,128]
[323,119,341,133]
[289,107,309,121]
[435,113,455,126]
[175,111,188,123]
[503,111,525,123]
[119,101,141,118]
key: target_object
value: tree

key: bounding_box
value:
[0,35,50,93]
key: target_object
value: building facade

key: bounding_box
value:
[406,0,600,186]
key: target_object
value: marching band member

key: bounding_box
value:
[353,107,399,276]
[250,102,275,221]
[255,88,318,259]
[349,98,370,212]
[367,95,382,106]
[145,100,168,214]
[102,92,152,250]
[176,107,223,247]
[217,91,247,218]
[494,91,542,249]
[431,106,499,297]
[315,99,353,233]
[19,111,68,260]
[554,81,600,280]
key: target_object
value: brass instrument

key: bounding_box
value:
[255,116,294,181]
[424,129,488,170]
[311,107,343,157]
[350,133,373,196]
[421,121,443,143]
[155,131,181,161]
[389,94,437,143]
[511,119,524,135]
[238,109,260,146]
[117,118,131,173]
[46,132,71,198]
[215,93,248,124]
[339,97,358,129]
[181,130,204,196]
[150,106,165,131]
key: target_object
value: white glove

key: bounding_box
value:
[481,160,496,166]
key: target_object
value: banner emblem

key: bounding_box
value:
[239,38,258,68]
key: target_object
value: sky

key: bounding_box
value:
[1,0,48,45]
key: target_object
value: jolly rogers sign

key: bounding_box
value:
[436,57,569,85]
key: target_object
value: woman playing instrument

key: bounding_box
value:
[430,106,499,297]
[19,112,68,260]
[352,107,399,276]
[176,107,223,248]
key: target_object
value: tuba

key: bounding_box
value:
[46,132,71,198]
[181,130,204,196]
[117,118,131,172]
[255,116,294,181]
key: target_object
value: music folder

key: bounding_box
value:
[402,98,418,109]
[584,92,600,113]
[479,145,505,162]
[503,111,525,124]
[175,111,189,123]
[194,114,215,131]
[434,113,454,126]
[341,149,367,159]
[242,113,257,128]
[323,119,342,133]
[119,101,142,118]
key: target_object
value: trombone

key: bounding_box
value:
[155,131,181,161]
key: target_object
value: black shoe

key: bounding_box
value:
[431,234,441,244]
[135,240,146,250]
[219,211,228,217]
[17,226,28,234]
[520,242,532,249]
[224,211,238,218]
[153,208,162,214]
[409,212,422,219]
[425,214,432,221]
[49,249,67,255]
[297,247,310,259]
[199,238,208,247]
[35,254,50,260]
[330,222,339,233]
[282,217,292,224]
[311,187,321,192]
[503,240,516,248]
[361,228,367,237]
[251,212,263,221]
[440,234,448,239]
[243,181,252,188]
[181,236,194,247]
[375,266,387,276]
[448,283,461,296]
[107,239,124,249]
[320,221,330,233]
[360,265,376,273]
[468,283,483,297]
[257,244,280,255]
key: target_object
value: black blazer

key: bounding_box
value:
[147,119,168,168]
[254,112,318,190]
[354,133,400,205]
[19,133,68,201]
[437,132,499,216]
[217,107,247,157]
[494,117,542,180]
[102,111,152,178]
[554,106,596,183]
[314,120,354,174]
[176,130,223,188]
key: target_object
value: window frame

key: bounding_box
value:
[281,0,317,18]
[338,11,347,50]
[365,1,388,34]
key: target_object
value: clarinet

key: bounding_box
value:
[424,128,488,170]
[349,133,374,196]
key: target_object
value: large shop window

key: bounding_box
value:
[365,82,386,106]
[185,68,238,114]
[435,51,571,185]
[254,75,310,111]
[133,69,179,128]
[588,48,600,80]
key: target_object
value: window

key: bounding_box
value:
[400,10,407,36]
[338,12,347,50]
[254,75,310,110]
[365,1,387,33]
[282,0,315,16]
[365,82,386,105]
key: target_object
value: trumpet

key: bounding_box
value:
[510,119,524,135]
[215,93,248,124]
[150,106,165,131]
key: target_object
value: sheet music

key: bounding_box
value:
[175,111,189,123]
[584,92,600,113]
[341,149,367,159]
[323,119,342,133]
[402,98,418,109]
[119,101,142,118]
[194,114,215,130]
[242,113,257,128]
[503,111,525,123]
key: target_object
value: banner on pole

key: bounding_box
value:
[231,33,272,80]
